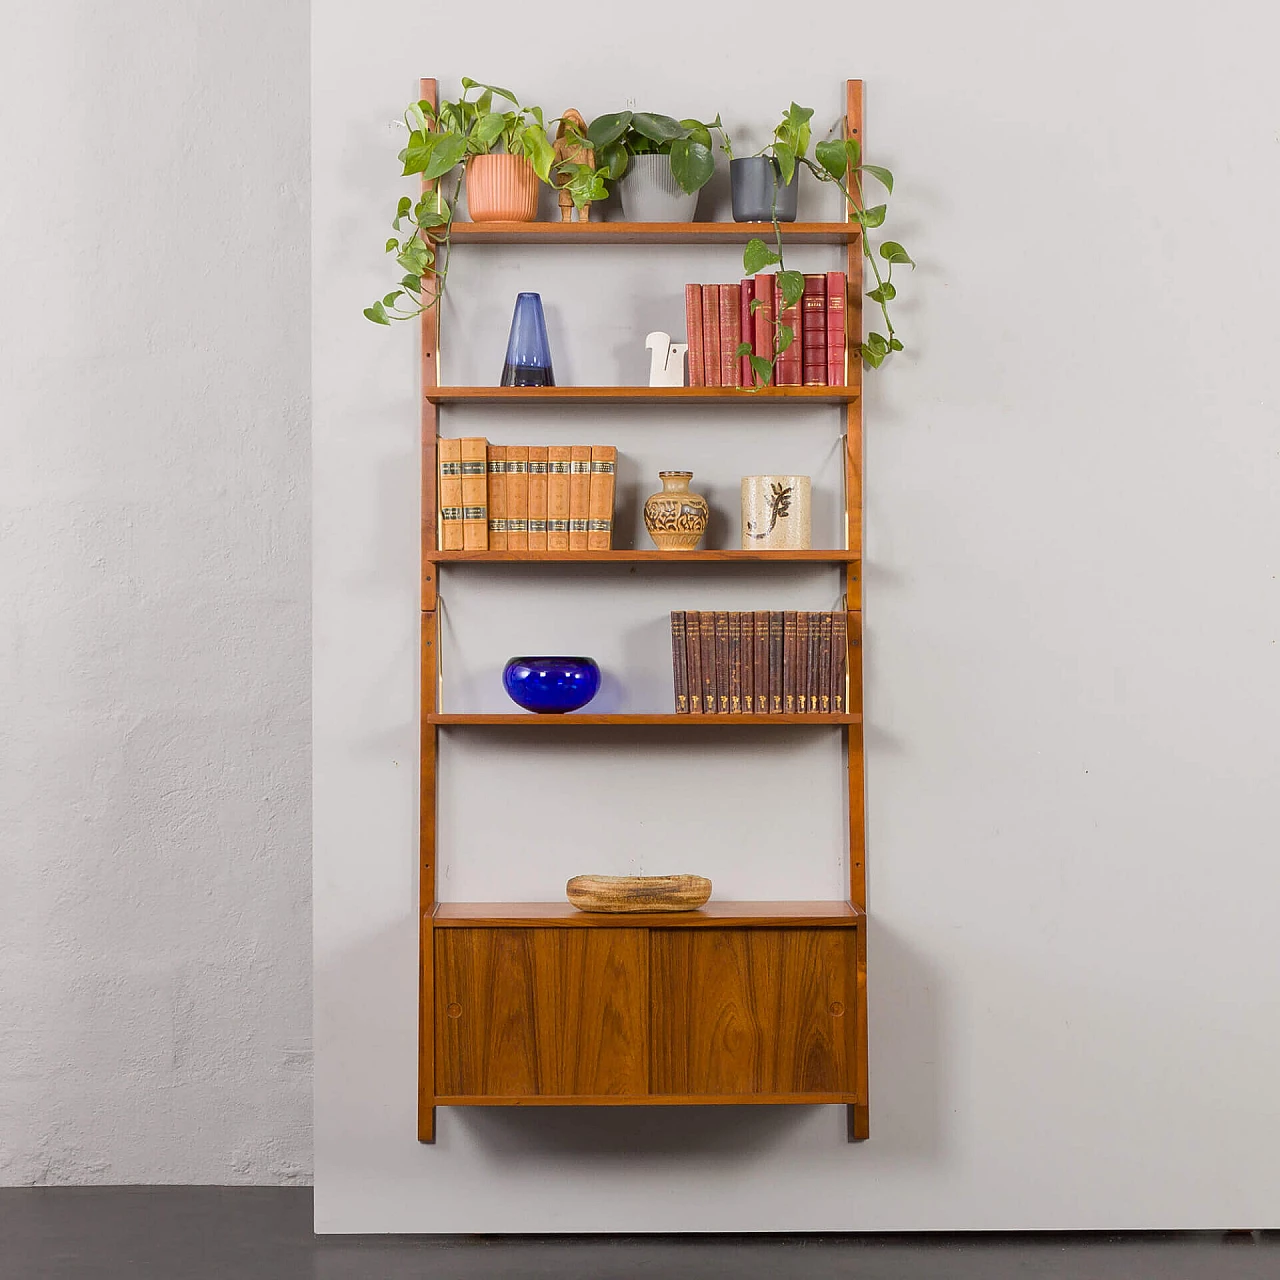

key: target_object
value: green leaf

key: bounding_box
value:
[669,138,714,193]
[845,137,861,169]
[743,238,782,276]
[383,291,403,308]
[735,341,754,358]
[461,78,518,106]
[385,237,398,253]
[776,324,795,353]
[866,281,896,303]
[364,301,390,325]
[861,343,885,368]
[889,337,904,351]
[680,118,713,150]
[522,127,555,182]
[401,129,437,176]
[397,241,431,275]
[750,355,775,386]
[861,204,887,228]
[630,112,687,143]
[815,138,848,181]
[777,270,805,310]
[423,133,467,181]
[749,298,763,314]
[599,141,628,180]
[473,111,506,148]
[400,274,422,291]
[860,164,893,193]
[865,332,890,355]
[773,142,796,186]
[416,209,448,229]
[587,111,632,148]
[879,240,914,266]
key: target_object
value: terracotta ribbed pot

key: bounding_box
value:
[466,154,539,222]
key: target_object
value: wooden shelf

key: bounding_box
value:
[448,220,859,245]
[428,713,860,726]
[429,549,860,564]
[434,900,863,928]
[426,386,859,405]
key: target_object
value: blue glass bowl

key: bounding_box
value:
[502,656,601,714]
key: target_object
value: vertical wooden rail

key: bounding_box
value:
[844,78,870,1143]
[418,75,439,1144]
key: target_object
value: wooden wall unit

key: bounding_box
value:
[418,78,868,1142]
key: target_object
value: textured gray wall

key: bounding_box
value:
[0,0,311,1182]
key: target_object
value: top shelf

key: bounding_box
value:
[448,221,859,246]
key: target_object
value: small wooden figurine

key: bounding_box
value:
[552,108,595,223]
[646,331,689,387]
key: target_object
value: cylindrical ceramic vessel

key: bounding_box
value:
[730,157,799,222]
[618,154,699,222]
[643,471,709,550]
[466,154,539,222]
[741,475,811,549]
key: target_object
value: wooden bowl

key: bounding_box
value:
[566,874,712,913]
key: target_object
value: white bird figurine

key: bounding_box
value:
[646,331,689,387]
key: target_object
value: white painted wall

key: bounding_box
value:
[317,0,1280,1232]
[1,0,311,1182]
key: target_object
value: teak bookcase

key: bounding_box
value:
[418,78,868,1143]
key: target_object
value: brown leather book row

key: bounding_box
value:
[438,438,616,551]
[670,611,847,715]
[684,273,847,389]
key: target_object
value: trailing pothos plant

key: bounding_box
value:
[582,111,718,195]
[365,79,555,325]
[732,106,914,378]
[715,101,812,181]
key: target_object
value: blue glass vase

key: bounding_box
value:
[500,292,555,387]
[503,656,600,714]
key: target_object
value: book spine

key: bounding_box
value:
[699,612,716,716]
[808,611,822,714]
[685,284,705,387]
[782,610,798,713]
[752,273,775,385]
[795,611,810,712]
[671,612,689,714]
[546,446,571,551]
[714,611,730,713]
[738,611,753,716]
[768,610,784,713]
[776,279,802,387]
[739,280,753,386]
[587,445,616,551]
[818,611,832,714]
[486,444,508,551]
[438,437,463,552]
[728,610,742,713]
[718,285,741,388]
[568,445,592,550]
[460,437,488,550]
[831,610,847,713]
[526,446,548,550]
[802,274,827,386]
[826,271,848,387]
[753,611,769,713]
[504,445,529,550]
[685,610,703,714]
[701,284,721,388]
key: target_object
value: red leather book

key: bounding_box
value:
[802,274,827,386]
[685,610,703,714]
[775,278,802,387]
[685,284,704,386]
[826,271,848,387]
[753,611,770,713]
[739,280,753,385]
[718,285,742,387]
[751,274,775,386]
[701,284,721,388]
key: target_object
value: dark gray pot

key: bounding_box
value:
[730,157,798,223]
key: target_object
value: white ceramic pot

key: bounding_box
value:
[618,154,699,222]
[741,475,811,550]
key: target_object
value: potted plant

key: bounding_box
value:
[734,110,913,375]
[718,104,812,223]
[583,111,716,221]
[365,79,553,325]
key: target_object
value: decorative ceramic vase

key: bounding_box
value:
[500,293,555,387]
[643,471,710,551]
[502,656,601,714]
[618,154,698,222]
[466,154,539,222]
[741,475,811,549]
[730,157,799,222]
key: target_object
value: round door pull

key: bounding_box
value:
[829,1001,845,1016]
[446,1002,462,1019]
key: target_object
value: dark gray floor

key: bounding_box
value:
[0,1188,1276,1280]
